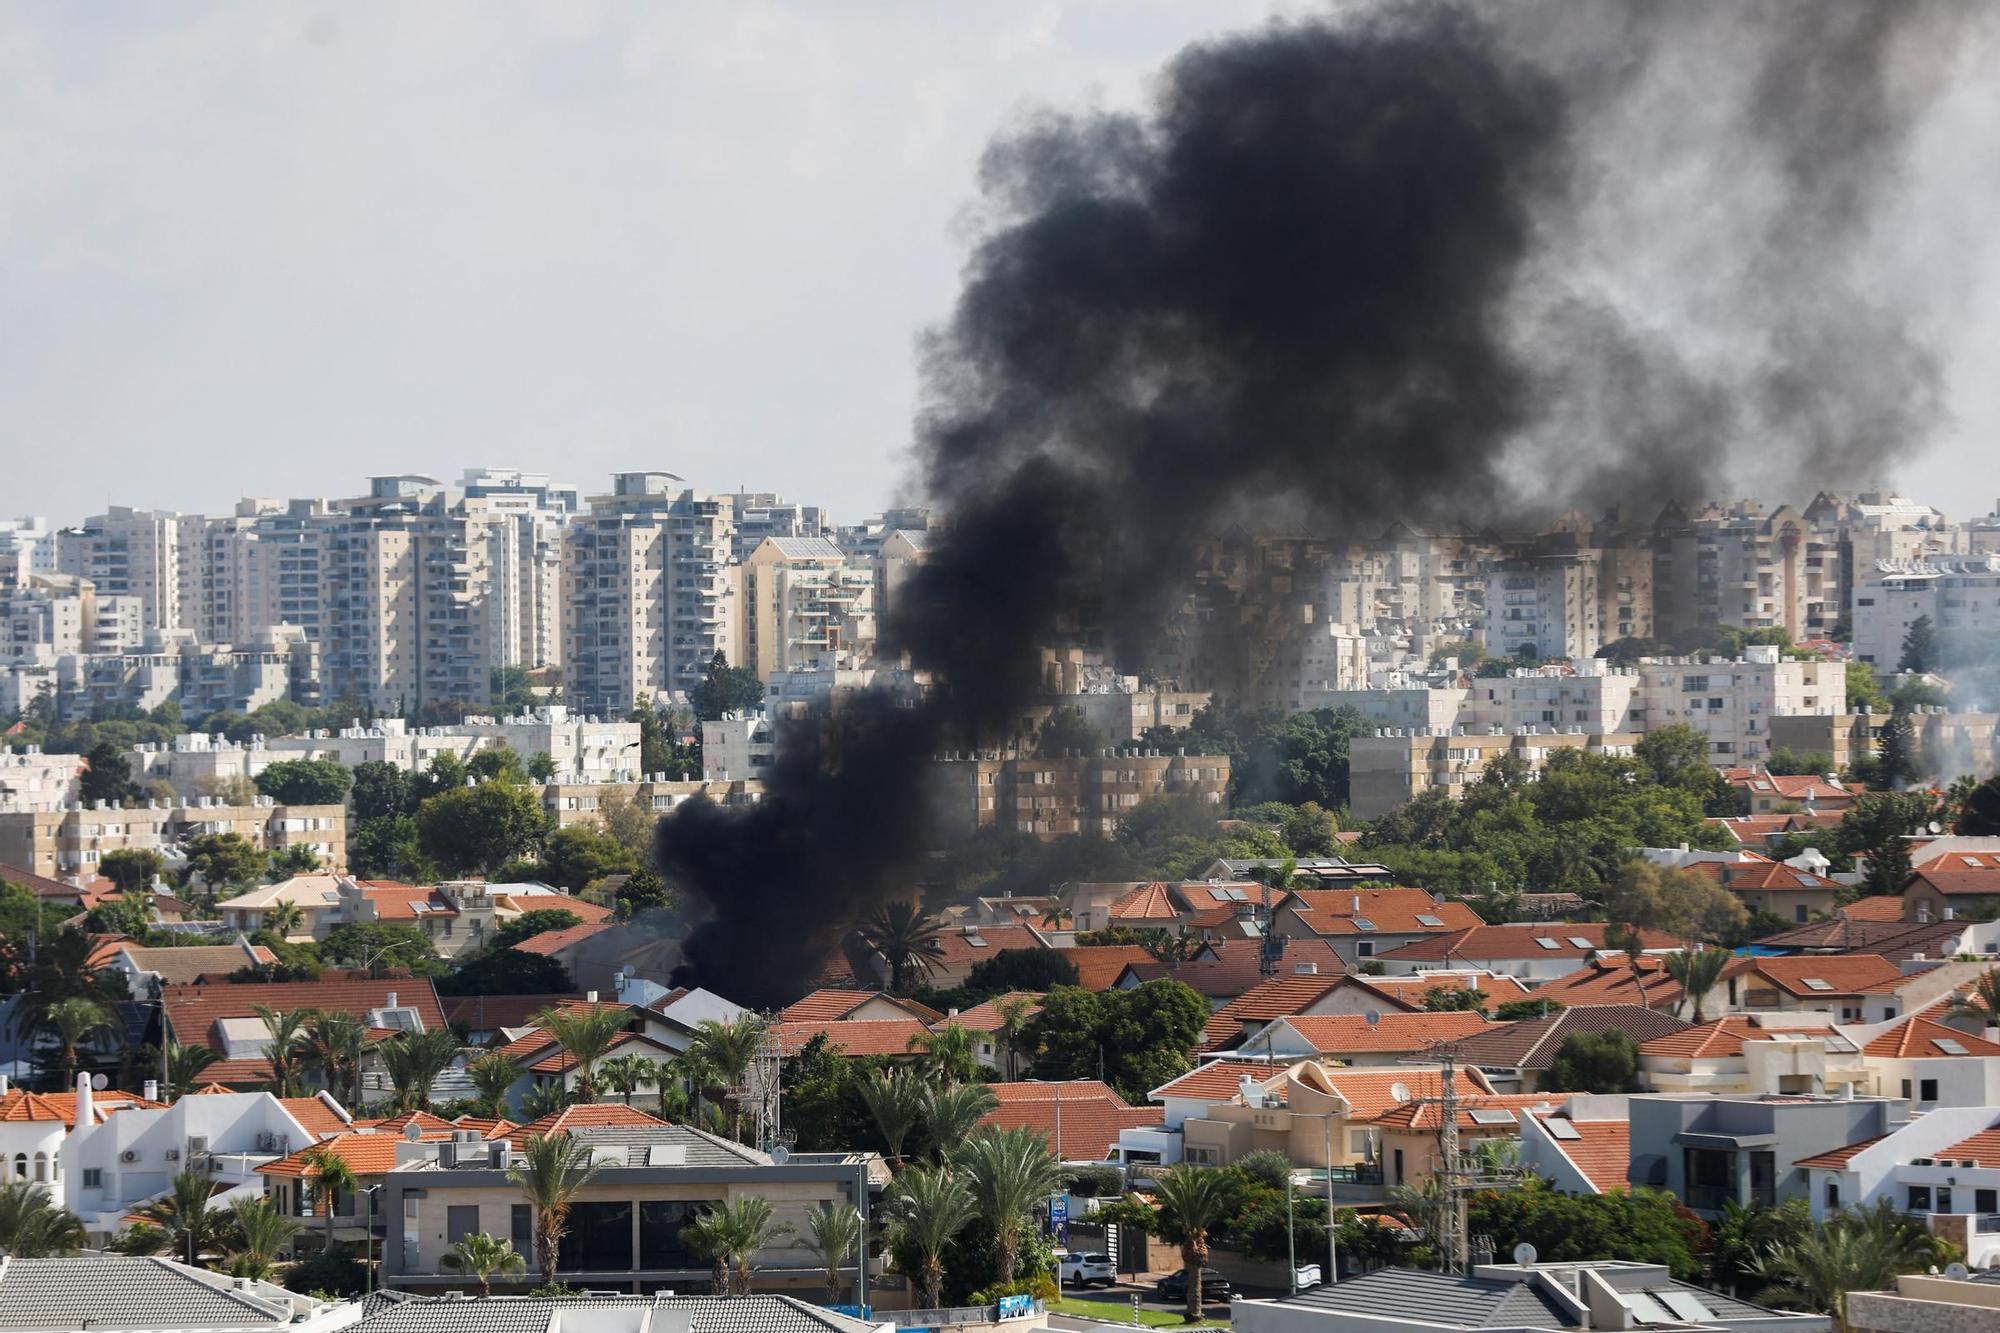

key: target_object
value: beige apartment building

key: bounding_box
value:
[740,536,875,680]
[565,473,741,715]
[1636,646,1844,765]
[1487,543,1653,661]
[0,798,345,879]
[1349,727,1643,820]
[930,750,1232,840]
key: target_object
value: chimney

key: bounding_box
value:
[144,1079,159,1103]
[1351,894,1361,913]
[385,991,398,1009]
[76,1071,93,1127]
[587,990,599,1003]
[0,1074,9,1096]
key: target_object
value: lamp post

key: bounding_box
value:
[360,1184,382,1298]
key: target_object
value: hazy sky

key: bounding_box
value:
[5,1,1999,527]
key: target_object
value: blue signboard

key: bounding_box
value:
[997,1295,1034,1318]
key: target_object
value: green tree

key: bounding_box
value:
[468,745,529,785]
[346,814,432,881]
[302,1145,360,1254]
[255,759,354,806]
[439,946,574,997]
[1898,615,1936,674]
[1035,707,1108,759]
[99,847,166,893]
[319,922,443,977]
[442,1231,528,1297]
[1960,775,2000,837]
[858,1070,927,1170]
[350,761,417,820]
[1605,860,1746,944]
[417,782,549,876]
[1545,1030,1641,1094]
[0,1180,87,1257]
[414,753,471,801]
[182,832,269,892]
[532,1004,632,1104]
[467,1049,523,1118]
[1845,660,1888,713]
[690,651,764,721]
[598,1053,659,1106]
[1874,710,1922,790]
[1840,790,1935,895]
[508,1132,606,1287]
[1754,1199,1947,1329]
[527,750,559,783]
[963,948,1077,997]
[142,1169,230,1266]
[533,825,641,893]
[253,1004,317,1097]
[857,901,948,993]
[42,997,115,1088]
[1149,1164,1235,1322]
[954,1127,1063,1285]
[1023,979,1209,1102]
[800,1201,862,1303]
[1469,1178,1702,1280]
[614,868,673,918]
[918,1082,999,1163]
[1423,985,1488,1012]
[1764,749,1835,778]
[165,1043,221,1099]
[1709,1198,1812,1298]
[885,1164,979,1310]
[302,1013,367,1108]
[80,740,140,806]
[907,1024,980,1086]
[225,1197,306,1280]
[378,1028,465,1113]
[1665,947,1732,1023]
[687,1014,765,1139]
[490,665,541,712]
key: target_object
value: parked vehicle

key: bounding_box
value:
[1058,1252,1117,1287]
[1152,1269,1232,1302]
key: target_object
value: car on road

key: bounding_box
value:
[1058,1252,1117,1287]
[1152,1269,1232,1302]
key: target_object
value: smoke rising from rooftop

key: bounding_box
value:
[660,0,1990,1007]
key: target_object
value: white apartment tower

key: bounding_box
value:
[565,473,740,714]
[57,507,205,633]
[740,536,875,680]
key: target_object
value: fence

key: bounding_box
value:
[883,1301,1045,1327]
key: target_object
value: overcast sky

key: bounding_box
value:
[5,1,1999,527]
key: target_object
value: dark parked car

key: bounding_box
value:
[1153,1270,1232,1302]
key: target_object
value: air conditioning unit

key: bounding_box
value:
[187,1136,209,1155]
[164,1148,180,1161]
[120,1150,139,1163]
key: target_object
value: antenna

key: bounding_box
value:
[1389,1082,1411,1104]
[1393,1038,1526,1276]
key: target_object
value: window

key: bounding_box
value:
[640,1200,721,1271]
[1909,1186,1932,1211]
[512,1204,534,1248]
[1795,905,1808,923]
[1921,1079,1940,1102]
[1825,1180,1840,1210]
[82,1168,102,1189]
[448,1206,481,1245]
[1393,1149,1404,1185]
[1902,1079,1913,1100]
[1357,942,1373,957]
[558,1201,633,1272]
[1979,1189,1997,1214]
[1939,1187,1955,1214]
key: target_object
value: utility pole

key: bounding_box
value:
[1395,1040,1522,1276]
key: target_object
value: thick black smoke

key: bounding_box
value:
[660,1,1984,1007]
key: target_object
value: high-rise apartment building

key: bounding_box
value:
[564,473,740,714]
[57,507,205,633]
[740,536,875,680]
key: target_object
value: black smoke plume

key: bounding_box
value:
[660,1,1986,1008]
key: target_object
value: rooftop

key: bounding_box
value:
[0,1255,305,1331]
[349,1292,879,1333]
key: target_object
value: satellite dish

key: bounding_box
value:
[90,1073,109,1090]
[1389,1082,1411,1104]
[771,1146,791,1165]
[1364,1010,1382,1026]
[1947,1263,1971,1281]
[1514,1243,1539,1266]
[1929,822,1944,835]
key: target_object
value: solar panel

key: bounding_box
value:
[1567,936,1594,949]
[1802,978,1833,991]
[1658,1291,1712,1322]
[1544,1119,1581,1140]
[1623,1291,1676,1324]
[1416,914,1445,927]
[1822,1036,1858,1053]
[1469,1108,1516,1126]
[1229,888,1249,901]
[1535,937,1561,949]
[1934,1038,1970,1056]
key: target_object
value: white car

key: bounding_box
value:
[1059,1252,1117,1287]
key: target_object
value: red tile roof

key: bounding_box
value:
[1106,883,1181,923]
[1794,1136,1889,1170]
[1528,1111,1631,1192]
[162,978,448,1056]
[1374,924,1677,964]
[278,1096,353,1139]
[1322,1067,1496,1119]
[773,1019,931,1058]
[1148,1060,1289,1102]
[1933,1125,2000,1169]
[260,1130,436,1179]
[1280,889,1482,937]
[524,1029,674,1075]
[1859,1015,2000,1059]
[1908,852,2000,897]
[981,1089,1162,1160]
[988,1079,1126,1104]
[927,924,1048,976]
[1533,957,1698,1012]
[1117,940,1346,1000]
[1747,955,1905,998]
[511,919,615,956]
[1372,1092,1559,1132]
[948,993,1045,1032]
[1355,973,1535,1014]
[507,1103,669,1144]
[362,885,458,920]
[444,994,585,1034]
[1680,858,1838,895]
[1842,896,1909,923]
[1202,974,1347,1049]
[1723,770,1856,804]
[1057,945,1159,991]
[0,1089,160,1126]
[1274,1011,1492,1055]
[777,990,881,1023]
[1641,1017,1826,1059]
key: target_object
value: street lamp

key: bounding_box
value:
[1292,1108,1340,1286]
[360,1184,383,1297]
[357,938,413,977]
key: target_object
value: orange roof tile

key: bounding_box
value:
[988,1080,1125,1104]
[1680,858,1838,895]
[260,1130,433,1179]
[1107,882,1181,923]
[1723,770,1856,804]
[1201,973,1346,1048]
[1056,945,1159,991]
[1148,1061,1285,1101]
[524,1029,672,1074]
[1322,1067,1496,1119]
[1908,853,2000,897]
[1375,924,1677,964]
[1280,889,1482,938]
[1860,1015,2000,1059]
[0,1089,160,1126]
[1372,1093,1559,1132]
[1841,896,1908,922]
[1533,957,1697,1012]
[278,1096,352,1139]
[981,1092,1161,1160]
[511,919,616,956]
[1354,973,1535,1014]
[362,885,458,920]
[778,990,879,1023]
[162,978,448,1057]
[1749,955,1905,998]
[1641,1017,1812,1059]
[949,993,1046,1032]
[1532,1113,1631,1192]
[508,1103,669,1144]
[774,1018,932,1058]
[1274,1011,1492,1054]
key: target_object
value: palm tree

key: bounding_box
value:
[919,1082,998,1162]
[303,1146,359,1254]
[682,1208,735,1295]
[254,1005,318,1098]
[799,1201,862,1303]
[441,1232,528,1296]
[265,900,307,939]
[856,901,947,993]
[0,1180,86,1257]
[954,1127,1062,1286]
[224,1197,304,1280]
[467,1049,522,1118]
[531,1005,630,1104]
[43,997,114,1088]
[885,1164,977,1310]
[520,1081,569,1121]
[508,1132,605,1287]
[598,1053,658,1106]
[1386,1174,1452,1265]
[379,1028,465,1113]
[994,996,1037,1081]
[1665,947,1732,1023]
[857,1070,926,1170]
[702,1196,791,1296]
[141,1169,226,1267]
[1948,967,2000,1031]
[1150,1164,1234,1323]
[1755,1200,1941,1331]
[302,1013,367,1108]
[907,1024,979,1085]
[688,1015,764,1141]
[164,1043,221,1101]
